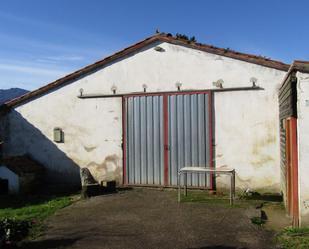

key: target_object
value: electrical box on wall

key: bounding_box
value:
[53,128,64,143]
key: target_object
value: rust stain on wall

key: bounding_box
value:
[86,154,122,184]
[251,155,274,168]
[251,121,276,168]
[217,172,278,191]
[83,146,97,152]
[235,173,253,185]
[252,136,276,155]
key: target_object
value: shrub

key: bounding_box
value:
[0,218,32,246]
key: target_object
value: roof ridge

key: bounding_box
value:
[158,33,289,69]
[293,60,309,64]
[4,33,290,108]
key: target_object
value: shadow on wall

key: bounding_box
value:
[3,110,81,188]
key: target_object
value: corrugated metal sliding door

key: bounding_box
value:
[125,96,164,185]
[124,92,212,187]
[168,93,211,187]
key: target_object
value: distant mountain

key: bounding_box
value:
[0,88,29,105]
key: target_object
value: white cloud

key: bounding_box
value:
[44,55,85,62]
[0,63,69,77]
[0,11,124,90]
[0,59,74,90]
[0,32,108,58]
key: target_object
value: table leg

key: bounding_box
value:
[233,171,236,198]
[178,173,181,202]
[184,172,187,196]
[230,173,233,206]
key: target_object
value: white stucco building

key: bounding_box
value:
[0,34,292,200]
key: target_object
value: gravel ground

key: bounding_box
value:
[21,188,278,249]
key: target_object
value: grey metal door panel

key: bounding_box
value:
[126,93,211,187]
[126,96,164,185]
[168,94,211,187]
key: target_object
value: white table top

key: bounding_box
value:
[179,166,234,173]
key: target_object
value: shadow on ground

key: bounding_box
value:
[22,188,276,249]
[19,237,80,249]
[241,193,282,202]
[189,246,247,249]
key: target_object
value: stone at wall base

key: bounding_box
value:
[101,180,116,192]
[81,184,101,199]
[81,181,117,199]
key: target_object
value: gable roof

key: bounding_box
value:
[290,60,309,74]
[280,60,309,90]
[4,33,290,108]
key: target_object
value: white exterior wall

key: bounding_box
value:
[3,42,286,190]
[0,166,19,193]
[6,97,122,185]
[296,72,309,226]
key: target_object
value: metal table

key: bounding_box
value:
[178,167,236,205]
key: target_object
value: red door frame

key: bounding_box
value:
[163,95,169,186]
[285,117,299,226]
[122,91,213,188]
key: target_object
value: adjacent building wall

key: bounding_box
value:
[0,166,19,193]
[279,73,297,206]
[2,42,286,190]
[296,71,309,226]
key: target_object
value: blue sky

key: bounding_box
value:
[0,0,309,90]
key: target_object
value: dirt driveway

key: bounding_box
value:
[22,189,277,249]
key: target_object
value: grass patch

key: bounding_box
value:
[181,193,229,204]
[278,227,309,249]
[251,216,265,225]
[179,190,262,208]
[0,194,76,241]
[0,196,74,221]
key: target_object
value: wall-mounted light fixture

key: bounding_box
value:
[175,82,182,91]
[142,84,148,92]
[79,88,84,97]
[111,85,117,94]
[250,77,258,87]
[213,79,224,88]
